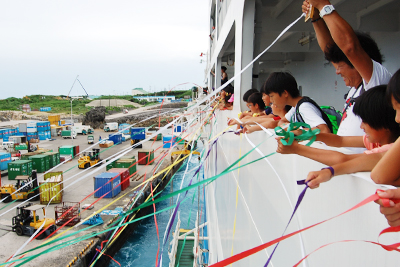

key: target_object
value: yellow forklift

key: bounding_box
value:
[12,203,56,239]
[78,148,102,169]
[0,171,40,203]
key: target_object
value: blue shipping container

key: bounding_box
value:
[163,135,176,148]
[27,132,38,141]
[109,133,122,145]
[130,127,146,140]
[38,132,46,140]
[174,125,184,133]
[0,152,12,171]
[118,123,130,134]
[94,172,121,198]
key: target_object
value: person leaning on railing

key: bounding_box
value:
[304,69,400,191]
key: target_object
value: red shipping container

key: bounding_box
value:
[107,168,130,191]
[73,145,80,156]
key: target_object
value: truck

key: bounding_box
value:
[61,130,76,139]
[72,124,94,135]
[87,135,94,144]
[104,122,118,132]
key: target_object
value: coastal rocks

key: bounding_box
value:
[83,106,106,129]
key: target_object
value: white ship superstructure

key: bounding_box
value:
[196,0,400,266]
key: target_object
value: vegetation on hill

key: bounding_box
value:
[134,88,194,99]
[0,95,137,114]
[0,89,195,114]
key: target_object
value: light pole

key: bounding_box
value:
[70,98,74,146]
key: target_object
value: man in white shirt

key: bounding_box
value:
[264,72,332,133]
[303,0,391,137]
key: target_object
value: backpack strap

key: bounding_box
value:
[294,96,333,133]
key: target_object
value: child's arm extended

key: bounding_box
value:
[244,119,279,133]
[241,116,274,125]
[239,112,253,119]
[276,139,361,166]
[305,152,386,189]
[316,133,364,147]
[371,137,400,185]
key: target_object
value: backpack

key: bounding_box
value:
[294,97,342,134]
[319,105,342,134]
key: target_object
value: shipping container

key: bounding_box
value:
[15,143,28,151]
[130,127,146,140]
[121,134,131,142]
[138,149,155,165]
[94,172,121,198]
[73,145,79,157]
[176,136,185,144]
[43,152,60,168]
[40,172,63,204]
[38,131,47,140]
[19,123,27,133]
[9,135,27,144]
[107,168,130,191]
[29,154,50,173]
[7,160,33,180]
[27,122,37,133]
[109,133,122,145]
[115,158,137,175]
[118,123,131,134]
[174,125,184,133]
[48,115,60,124]
[27,132,38,141]
[0,152,12,171]
[59,146,74,158]
[106,160,115,171]
[163,135,176,148]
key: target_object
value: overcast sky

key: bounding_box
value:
[0,0,209,99]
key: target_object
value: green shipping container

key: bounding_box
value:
[21,151,42,160]
[106,160,115,171]
[15,143,28,151]
[43,152,60,168]
[29,154,49,173]
[115,158,137,175]
[176,137,185,145]
[7,160,33,180]
[59,146,74,158]
[153,133,162,141]
[106,155,136,171]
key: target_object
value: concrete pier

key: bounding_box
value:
[0,128,188,267]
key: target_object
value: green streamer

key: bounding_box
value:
[274,122,319,146]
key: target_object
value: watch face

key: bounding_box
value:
[325,6,332,13]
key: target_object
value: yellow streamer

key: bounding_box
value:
[230,133,242,260]
[89,105,218,265]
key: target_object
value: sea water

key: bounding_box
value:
[109,146,205,267]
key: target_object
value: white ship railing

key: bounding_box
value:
[185,109,400,267]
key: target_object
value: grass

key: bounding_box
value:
[0,95,140,115]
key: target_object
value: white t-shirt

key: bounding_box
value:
[337,60,392,137]
[285,101,327,128]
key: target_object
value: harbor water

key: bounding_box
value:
[109,145,205,267]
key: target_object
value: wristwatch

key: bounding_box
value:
[319,5,335,18]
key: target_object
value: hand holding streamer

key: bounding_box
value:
[274,122,319,146]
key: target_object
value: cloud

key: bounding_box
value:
[0,0,208,98]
